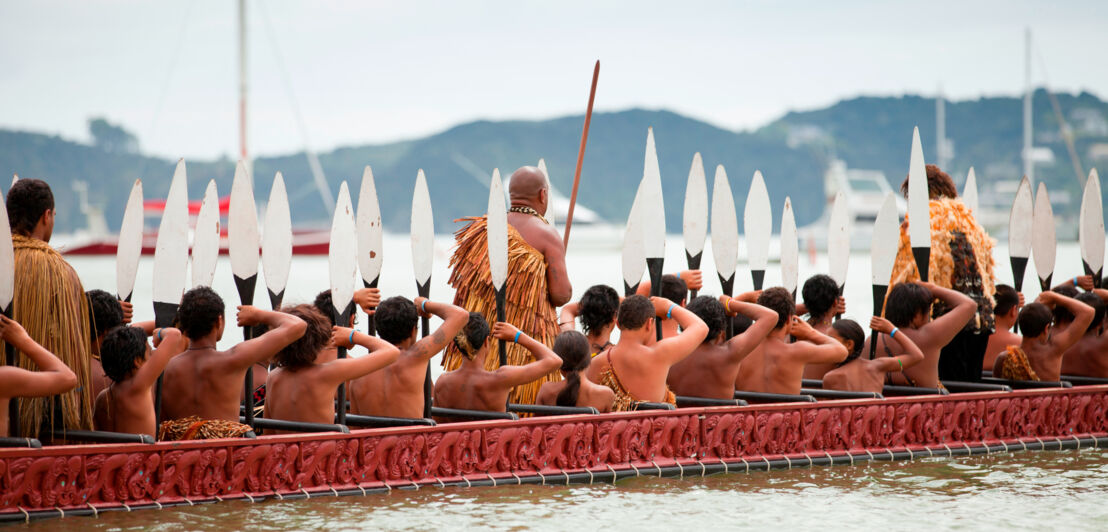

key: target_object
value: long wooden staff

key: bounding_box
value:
[562,60,600,248]
[152,160,190,425]
[357,166,383,334]
[1009,176,1033,333]
[411,170,435,418]
[711,165,739,338]
[869,193,899,360]
[228,161,260,427]
[329,182,358,426]
[641,128,666,341]
[683,153,707,300]
[1080,169,1104,288]
[0,191,16,435]
[1032,182,1057,291]
[745,171,771,291]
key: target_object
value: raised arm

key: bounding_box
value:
[410,298,469,362]
[918,282,977,348]
[326,327,401,385]
[1053,275,1095,292]
[721,296,776,360]
[226,306,308,370]
[353,288,381,316]
[788,317,848,364]
[634,270,703,298]
[489,323,562,387]
[1040,291,1094,351]
[0,316,78,397]
[130,327,189,389]
[650,297,709,364]
[558,302,580,332]
[869,317,924,372]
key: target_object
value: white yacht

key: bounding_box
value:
[800,159,907,251]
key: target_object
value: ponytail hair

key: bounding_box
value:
[831,319,865,365]
[553,331,591,407]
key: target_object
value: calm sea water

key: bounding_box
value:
[26,449,1108,530]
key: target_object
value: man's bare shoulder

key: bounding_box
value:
[509,214,560,249]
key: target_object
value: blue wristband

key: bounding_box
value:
[513,331,522,343]
[421,300,427,313]
[890,328,898,339]
[349,330,355,345]
[666,304,676,319]
[1074,276,1079,287]
[156,329,162,341]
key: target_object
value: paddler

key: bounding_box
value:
[5,179,94,436]
[1060,290,1108,377]
[0,315,78,437]
[558,284,620,355]
[983,285,1023,371]
[993,291,1092,381]
[442,166,572,404]
[634,271,703,338]
[797,273,847,379]
[889,165,997,382]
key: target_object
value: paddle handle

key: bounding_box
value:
[1010,256,1028,334]
[562,60,600,249]
[235,275,258,427]
[495,286,507,367]
[417,279,432,419]
[363,277,379,336]
[719,273,735,339]
[335,304,353,426]
[647,258,664,341]
[686,251,702,300]
[152,301,179,427]
[870,284,888,361]
[3,305,17,438]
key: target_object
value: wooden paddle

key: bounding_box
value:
[907,127,932,282]
[1032,182,1057,291]
[869,193,900,360]
[780,197,798,300]
[487,169,509,367]
[262,172,292,310]
[711,165,739,338]
[1079,169,1104,288]
[962,167,979,218]
[116,179,144,302]
[537,159,554,229]
[683,153,707,300]
[640,128,666,341]
[356,166,384,336]
[0,186,17,435]
[410,169,435,418]
[745,170,772,291]
[621,181,646,296]
[329,182,358,426]
[562,60,600,248]
[191,180,221,288]
[1009,176,1034,333]
[828,190,850,320]
[228,160,261,426]
[152,159,190,424]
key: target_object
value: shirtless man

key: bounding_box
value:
[536,331,616,412]
[161,287,306,429]
[558,284,620,354]
[864,281,977,389]
[505,167,573,307]
[1061,291,1108,377]
[585,295,708,410]
[796,274,847,380]
[734,287,848,395]
[265,305,398,430]
[0,315,78,437]
[94,326,188,436]
[994,291,1093,381]
[348,296,468,419]
[667,293,776,400]
[635,271,702,338]
[433,314,561,416]
[984,284,1022,371]
[822,317,925,394]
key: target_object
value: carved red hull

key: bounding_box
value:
[1,386,1106,521]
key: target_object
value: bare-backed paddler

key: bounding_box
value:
[442,166,572,404]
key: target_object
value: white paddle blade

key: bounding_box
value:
[9,175,16,187]
[356,165,384,285]
[411,170,434,285]
[622,181,647,289]
[963,167,979,217]
[780,197,799,295]
[329,182,358,312]
[744,170,772,271]
[191,180,221,288]
[228,160,260,280]
[152,159,189,306]
[1009,176,1034,259]
[907,127,931,250]
[641,128,666,259]
[116,179,144,300]
[871,193,900,285]
[682,152,708,257]
[1032,182,1056,283]
[711,165,739,278]
[262,172,292,296]
[1080,168,1104,275]
[0,192,13,311]
[487,169,509,290]
[537,159,554,227]
[828,190,851,286]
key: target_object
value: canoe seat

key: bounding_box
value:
[430,407,518,422]
[341,414,436,428]
[1059,375,1108,386]
[244,417,349,434]
[801,379,824,388]
[0,437,42,448]
[881,385,946,396]
[734,391,817,404]
[980,377,1071,389]
[801,388,883,400]
[631,402,676,411]
[675,396,747,407]
[941,380,1012,393]
[508,404,599,416]
[51,429,155,445]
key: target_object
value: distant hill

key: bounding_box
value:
[3,90,1107,236]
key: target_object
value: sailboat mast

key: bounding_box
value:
[1022,27,1033,184]
[936,86,947,170]
[239,0,249,174]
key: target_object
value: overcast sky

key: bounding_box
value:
[2,0,1106,159]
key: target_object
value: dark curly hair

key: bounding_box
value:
[553,331,591,407]
[87,289,124,343]
[100,326,147,383]
[176,286,225,340]
[884,283,933,328]
[687,295,725,343]
[617,295,654,330]
[579,285,619,335]
[1051,285,1079,324]
[660,274,688,305]
[6,179,53,236]
[454,312,490,360]
[273,305,330,369]
[376,296,418,345]
[801,274,839,320]
[1076,292,1105,333]
[757,287,795,329]
[899,164,958,200]
[831,319,865,364]
[994,284,1019,316]
[1018,302,1053,338]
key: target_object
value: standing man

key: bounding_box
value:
[442,166,572,404]
[5,179,93,436]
